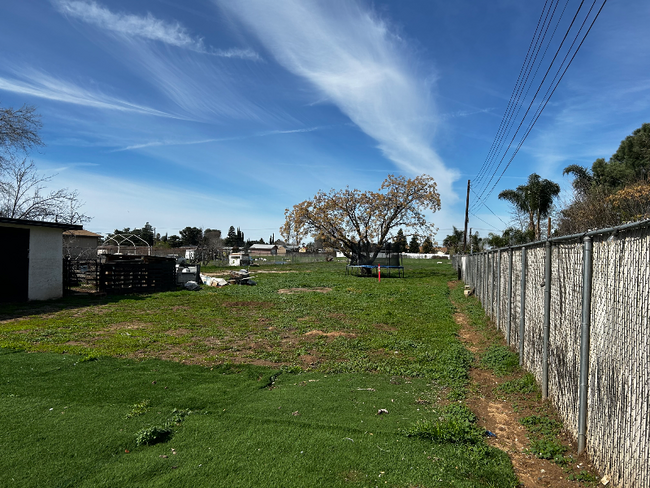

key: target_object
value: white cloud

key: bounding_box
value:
[115,126,322,151]
[54,0,260,60]
[216,0,460,201]
[0,68,178,118]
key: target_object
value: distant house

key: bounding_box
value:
[1,217,83,302]
[248,244,278,256]
[62,229,102,259]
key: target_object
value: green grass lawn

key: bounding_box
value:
[0,260,518,487]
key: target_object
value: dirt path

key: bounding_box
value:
[450,281,600,488]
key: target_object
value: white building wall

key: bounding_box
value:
[28,227,64,300]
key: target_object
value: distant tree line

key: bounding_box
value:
[105,222,275,251]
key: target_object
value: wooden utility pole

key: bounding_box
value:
[469,227,473,254]
[463,179,470,253]
[548,216,552,238]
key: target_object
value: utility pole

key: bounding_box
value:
[469,227,473,254]
[547,216,552,238]
[463,179,470,253]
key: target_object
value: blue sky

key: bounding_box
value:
[1,0,648,241]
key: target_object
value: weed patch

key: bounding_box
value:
[495,373,537,394]
[480,345,519,376]
[135,424,173,446]
[405,404,484,444]
[125,399,150,419]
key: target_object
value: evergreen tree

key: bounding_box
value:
[225,226,237,247]
[421,236,434,254]
[408,235,420,253]
[393,229,408,253]
[179,226,202,246]
[235,227,245,248]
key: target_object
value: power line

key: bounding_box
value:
[472,0,587,209]
[470,187,509,227]
[470,0,607,212]
[473,0,565,189]
[469,211,501,232]
[474,0,608,210]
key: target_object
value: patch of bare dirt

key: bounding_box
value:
[277,287,332,294]
[303,329,356,339]
[449,280,599,488]
[297,316,318,322]
[299,354,321,367]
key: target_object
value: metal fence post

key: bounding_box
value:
[490,251,495,319]
[483,251,490,310]
[482,252,486,307]
[507,248,513,344]
[542,239,552,399]
[496,250,502,330]
[578,236,593,454]
[519,247,527,365]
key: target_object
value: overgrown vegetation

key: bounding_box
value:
[559,122,650,234]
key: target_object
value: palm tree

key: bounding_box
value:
[498,173,560,240]
[443,226,465,254]
[563,164,594,196]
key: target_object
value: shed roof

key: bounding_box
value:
[63,229,102,237]
[0,217,83,231]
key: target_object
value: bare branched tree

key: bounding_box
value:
[0,103,89,224]
[0,104,43,168]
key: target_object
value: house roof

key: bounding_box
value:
[63,229,102,237]
[0,217,83,231]
[249,244,277,250]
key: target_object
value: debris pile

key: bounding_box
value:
[228,269,257,286]
[200,275,229,287]
[199,270,257,287]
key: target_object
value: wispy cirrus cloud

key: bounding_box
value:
[54,0,260,60]
[0,68,179,118]
[115,126,322,152]
[216,0,460,200]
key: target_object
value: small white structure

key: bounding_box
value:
[229,252,251,267]
[1,217,83,302]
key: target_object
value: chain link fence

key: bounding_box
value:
[454,219,650,488]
